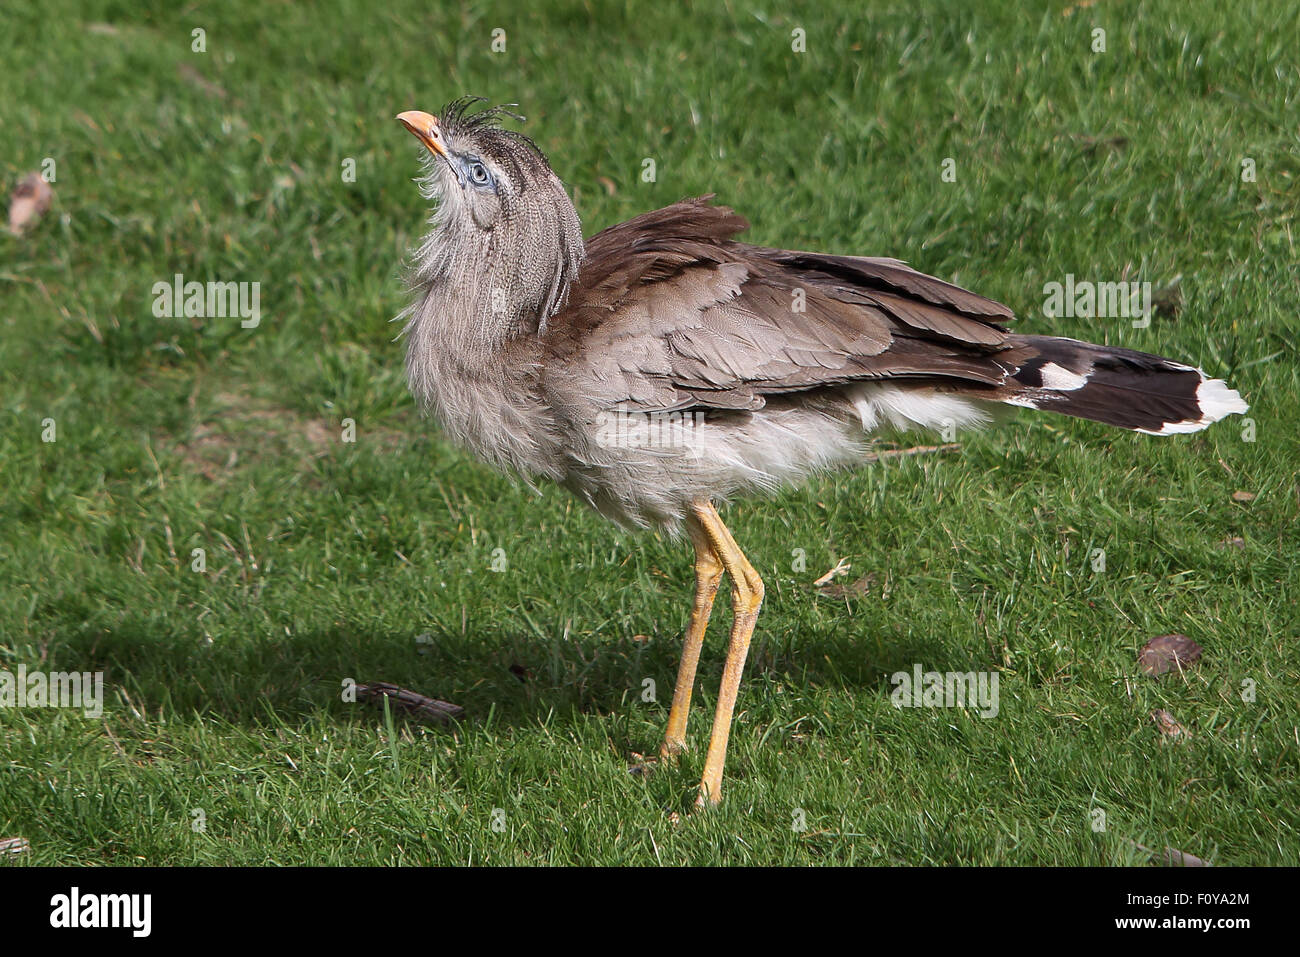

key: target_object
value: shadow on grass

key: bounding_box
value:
[46,601,989,736]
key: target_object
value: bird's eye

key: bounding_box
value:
[467,161,492,188]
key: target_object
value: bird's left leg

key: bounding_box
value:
[691,501,764,808]
[660,511,724,759]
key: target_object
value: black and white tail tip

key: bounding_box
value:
[1003,335,1248,436]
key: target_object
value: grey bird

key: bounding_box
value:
[395,98,1247,808]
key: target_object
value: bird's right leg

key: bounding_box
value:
[660,510,724,759]
[692,501,764,808]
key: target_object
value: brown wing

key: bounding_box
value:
[544,195,1028,412]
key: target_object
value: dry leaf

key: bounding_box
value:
[1162,846,1208,867]
[354,681,464,724]
[1151,276,1183,318]
[8,173,52,236]
[1151,708,1188,740]
[1139,634,1202,677]
[1125,838,1208,866]
[818,572,878,599]
[71,110,101,132]
[1075,133,1129,155]
[812,558,851,587]
[1231,490,1256,503]
[864,442,960,463]
[1062,0,1100,18]
[177,62,228,100]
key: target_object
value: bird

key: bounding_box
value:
[394,97,1248,808]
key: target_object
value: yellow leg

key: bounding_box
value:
[660,516,724,758]
[691,501,764,808]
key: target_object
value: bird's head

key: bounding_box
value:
[397,98,584,345]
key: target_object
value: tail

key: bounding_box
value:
[997,335,1247,435]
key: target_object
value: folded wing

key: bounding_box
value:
[544,195,1030,413]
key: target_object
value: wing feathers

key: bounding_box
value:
[547,197,1020,412]
[540,196,1244,438]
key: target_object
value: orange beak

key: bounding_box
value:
[396,110,449,159]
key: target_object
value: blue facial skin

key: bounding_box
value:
[452,154,496,192]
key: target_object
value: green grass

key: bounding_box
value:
[1,0,1297,865]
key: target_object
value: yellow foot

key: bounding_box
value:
[658,738,688,762]
[693,779,722,810]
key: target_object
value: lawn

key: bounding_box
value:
[1,0,1296,865]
